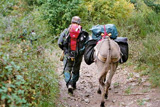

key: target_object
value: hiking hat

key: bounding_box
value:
[71,16,81,24]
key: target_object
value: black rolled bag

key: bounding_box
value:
[84,39,97,65]
[114,37,129,64]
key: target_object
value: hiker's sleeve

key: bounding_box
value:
[58,29,68,50]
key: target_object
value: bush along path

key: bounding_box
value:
[57,60,160,107]
[0,40,59,106]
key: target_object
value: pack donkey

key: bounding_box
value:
[94,36,121,107]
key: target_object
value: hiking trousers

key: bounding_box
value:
[63,54,83,86]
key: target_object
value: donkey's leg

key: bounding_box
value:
[99,74,106,107]
[96,61,105,95]
[99,67,109,107]
[105,62,118,99]
[98,72,107,94]
[97,86,101,94]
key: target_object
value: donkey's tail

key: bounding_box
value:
[99,37,111,85]
[104,37,111,70]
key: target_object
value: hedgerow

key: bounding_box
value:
[0,0,59,106]
[0,40,59,106]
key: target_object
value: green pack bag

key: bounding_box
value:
[90,24,118,41]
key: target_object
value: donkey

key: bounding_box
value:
[94,36,121,107]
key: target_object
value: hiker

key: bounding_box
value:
[29,30,37,45]
[58,16,89,94]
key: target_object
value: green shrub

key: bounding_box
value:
[0,40,59,106]
[144,0,160,13]
[41,0,82,35]
[0,0,18,16]
[82,0,134,24]
[0,0,59,106]
[138,33,160,87]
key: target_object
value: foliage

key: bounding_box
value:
[130,0,137,4]
[0,0,18,16]
[0,40,59,106]
[117,11,160,40]
[36,0,135,35]
[124,86,132,95]
[40,0,82,35]
[130,0,160,13]
[137,99,146,105]
[82,0,134,24]
[143,0,160,13]
[137,33,160,87]
[115,0,160,39]
[0,0,59,106]
[0,0,54,44]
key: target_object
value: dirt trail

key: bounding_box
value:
[57,59,160,107]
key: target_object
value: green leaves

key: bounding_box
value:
[144,0,160,13]
[0,35,59,106]
[41,0,81,35]
[0,87,8,93]
[5,65,13,72]
[137,32,160,87]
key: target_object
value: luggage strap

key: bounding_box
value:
[104,25,108,36]
[103,25,111,38]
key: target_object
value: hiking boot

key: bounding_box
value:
[68,84,73,94]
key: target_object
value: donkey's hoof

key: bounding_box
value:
[100,101,105,107]
[97,89,101,94]
[105,94,108,99]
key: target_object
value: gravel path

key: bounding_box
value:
[57,59,160,107]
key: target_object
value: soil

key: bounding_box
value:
[57,59,160,107]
